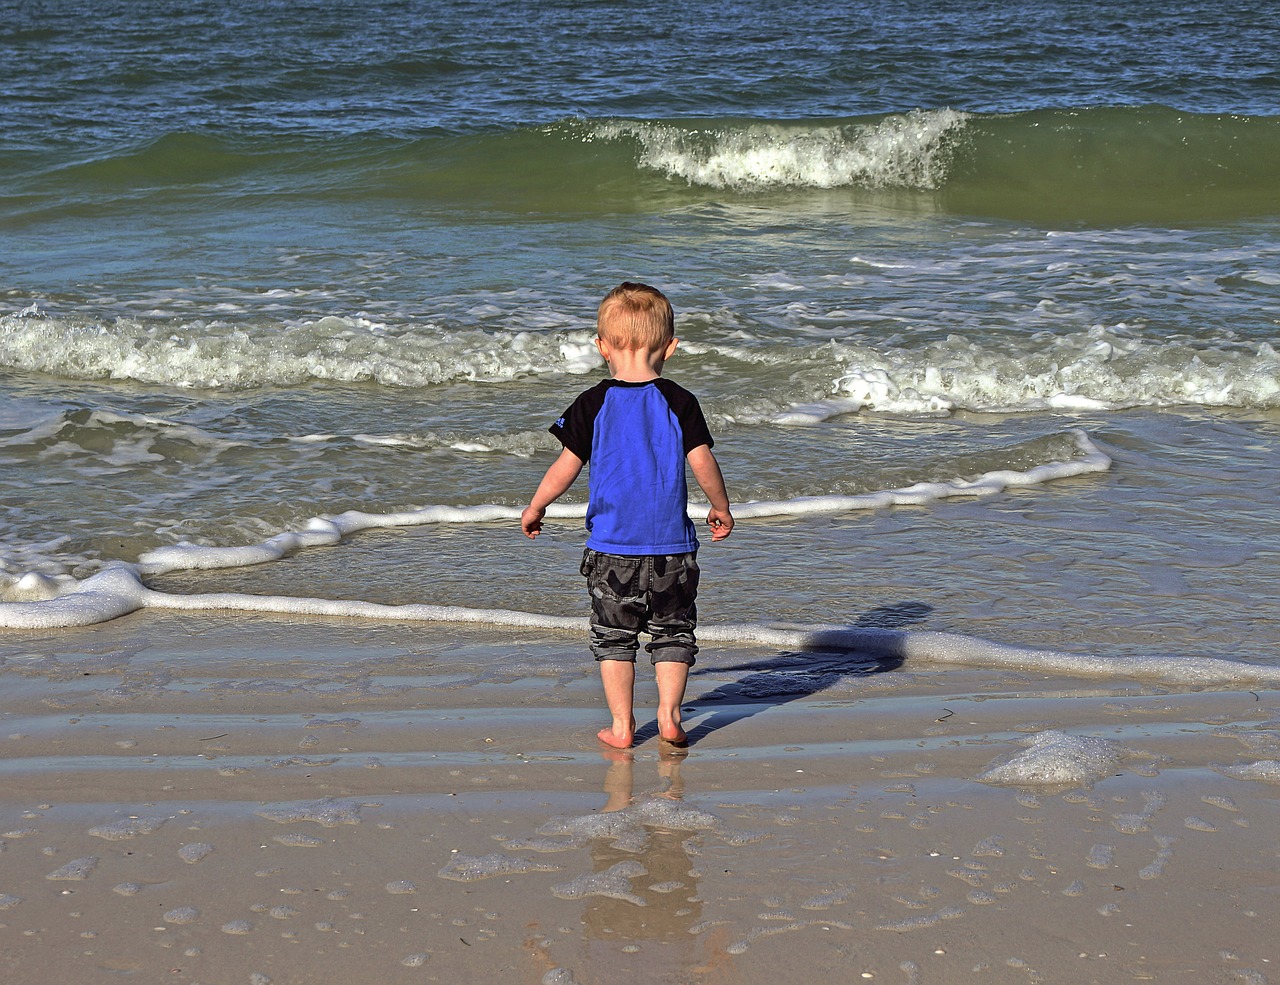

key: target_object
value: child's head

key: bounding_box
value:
[597,282,675,352]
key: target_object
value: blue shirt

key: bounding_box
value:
[550,378,714,555]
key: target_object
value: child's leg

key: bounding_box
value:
[583,550,643,748]
[654,660,689,745]
[646,552,698,746]
[598,658,636,749]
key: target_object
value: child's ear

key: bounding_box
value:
[595,336,611,360]
[664,337,679,359]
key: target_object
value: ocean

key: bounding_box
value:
[2,0,1279,677]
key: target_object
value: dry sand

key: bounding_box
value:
[1,612,1277,985]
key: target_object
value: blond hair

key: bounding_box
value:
[597,282,675,351]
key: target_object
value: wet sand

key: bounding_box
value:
[1,612,1277,985]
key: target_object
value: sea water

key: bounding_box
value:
[2,0,1279,681]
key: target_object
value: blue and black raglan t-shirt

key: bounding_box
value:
[550,378,714,555]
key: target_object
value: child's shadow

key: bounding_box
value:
[634,601,931,748]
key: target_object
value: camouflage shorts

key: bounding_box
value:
[580,549,699,665]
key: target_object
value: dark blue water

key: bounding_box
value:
[6,0,1278,148]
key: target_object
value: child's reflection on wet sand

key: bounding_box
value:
[579,747,704,943]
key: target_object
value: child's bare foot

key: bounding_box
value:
[658,727,688,747]
[597,717,637,749]
[657,716,688,747]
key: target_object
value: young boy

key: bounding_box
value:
[521,282,734,749]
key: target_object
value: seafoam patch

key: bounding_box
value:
[976,730,1123,788]
[1213,760,1280,784]
[437,852,561,882]
[254,798,374,827]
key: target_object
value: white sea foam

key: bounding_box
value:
[5,569,1279,689]
[594,111,970,191]
[88,816,167,840]
[550,860,648,904]
[734,429,1110,515]
[976,731,1123,788]
[756,327,1280,420]
[1214,760,1280,784]
[45,856,99,880]
[437,853,562,882]
[5,309,1278,415]
[0,312,600,389]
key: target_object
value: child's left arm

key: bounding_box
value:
[521,447,584,539]
[687,444,734,541]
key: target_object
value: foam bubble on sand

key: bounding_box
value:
[270,756,338,768]
[1,828,36,838]
[551,861,648,905]
[1113,791,1168,835]
[386,880,417,894]
[537,812,646,852]
[537,798,732,856]
[220,920,252,935]
[800,888,854,910]
[163,906,199,924]
[45,856,100,880]
[88,816,168,840]
[1139,835,1178,880]
[437,853,562,882]
[113,883,141,896]
[273,833,324,848]
[178,842,213,863]
[0,894,21,909]
[726,918,857,955]
[542,969,584,985]
[254,798,369,827]
[877,904,966,933]
[976,731,1122,788]
[1086,844,1115,869]
[1214,760,1280,784]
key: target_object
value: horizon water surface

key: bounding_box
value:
[2,0,1280,687]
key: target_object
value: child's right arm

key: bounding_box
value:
[521,447,584,539]
[687,444,734,541]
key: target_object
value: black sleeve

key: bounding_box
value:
[655,378,714,453]
[548,381,608,462]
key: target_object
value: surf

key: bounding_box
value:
[7,106,1280,227]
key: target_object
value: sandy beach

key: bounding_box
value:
[2,610,1277,985]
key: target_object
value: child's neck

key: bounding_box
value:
[606,347,667,382]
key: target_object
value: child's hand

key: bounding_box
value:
[706,507,734,541]
[521,505,546,539]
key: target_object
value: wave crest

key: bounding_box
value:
[0,312,601,389]
[593,110,969,191]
